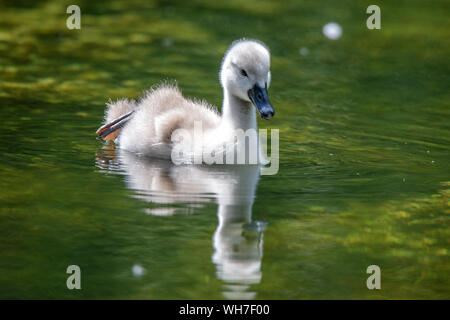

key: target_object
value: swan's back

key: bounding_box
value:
[109,84,220,156]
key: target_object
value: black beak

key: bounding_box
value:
[248,83,275,120]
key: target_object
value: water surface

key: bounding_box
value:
[0,0,449,299]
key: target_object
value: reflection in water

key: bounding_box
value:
[96,147,267,299]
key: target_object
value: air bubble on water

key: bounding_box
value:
[323,22,342,40]
[162,37,173,47]
[402,178,406,182]
[431,160,435,164]
[427,150,430,154]
[356,172,360,176]
[329,153,334,156]
[132,264,146,277]
[299,47,309,56]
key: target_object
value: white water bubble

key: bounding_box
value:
[162,37,173,47]
[323,22,342,40]
[299,47,309,56]
[132,264,146,277]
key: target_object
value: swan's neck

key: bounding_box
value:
[220,89,257,131]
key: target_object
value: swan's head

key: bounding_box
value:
[220,39,275,120]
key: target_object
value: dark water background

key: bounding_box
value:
[0,0,448,299]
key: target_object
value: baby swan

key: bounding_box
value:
[96,39,275,163]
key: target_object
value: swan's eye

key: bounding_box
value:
[240,69,248,77]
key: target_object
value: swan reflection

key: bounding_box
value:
[96,147,267,299]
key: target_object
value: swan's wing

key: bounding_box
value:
[96,110,135,141]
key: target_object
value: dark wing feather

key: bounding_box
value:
[96,110,135,141]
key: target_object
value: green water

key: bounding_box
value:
[0,0,449,299]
